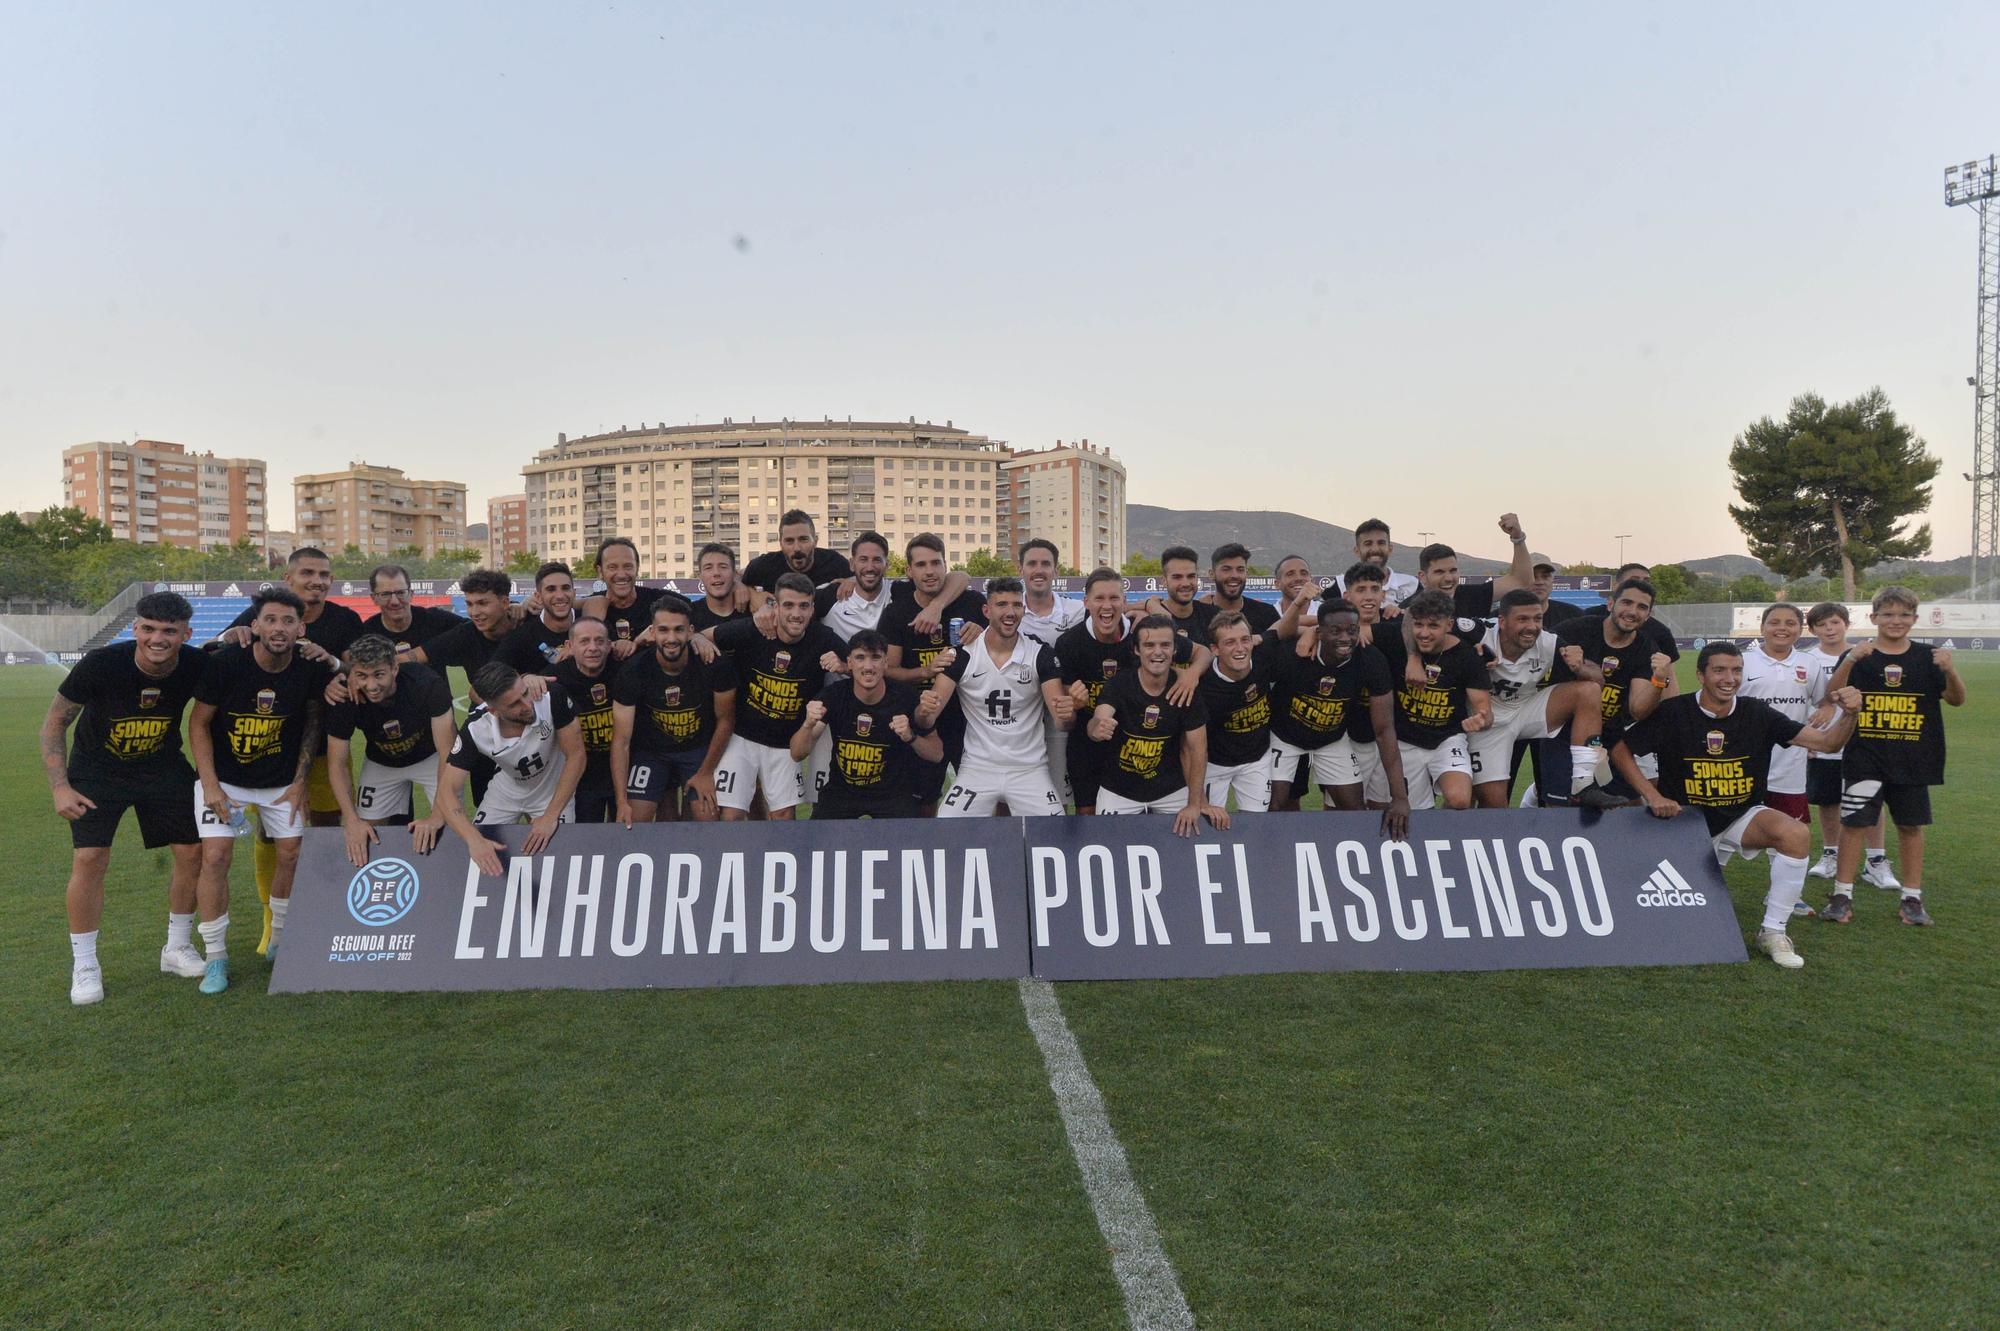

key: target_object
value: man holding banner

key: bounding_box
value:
[439,661,587,876]
[1611,640,1860,968]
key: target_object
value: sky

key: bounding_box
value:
[1,1,1991,569]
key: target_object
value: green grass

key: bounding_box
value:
[4,660,1995,1329]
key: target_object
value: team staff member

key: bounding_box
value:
[1086,615,1227,836]
[1372,591,1490,809]
[439,662,588,875]
[613,596,736,824]
[792,630,945,819]
[359,563,464,651]
[42,591,209,1005]
[214,546,364,949]
[546,617,621,822]
[1615,641,1859,968]
[1822,586,1967,927]
[191,588,332,992]
[579,537,661,652]
[706,572,848,819]
[324,635,455,868]
[1530,562,1583,629]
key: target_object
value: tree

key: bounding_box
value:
[1121,553,1162,577]
[1647,564,1697,603]
[1729,388,1939,600]
[29,506,114,551]
[1562,562,1607,575]
[961,549,1017,576]
[1727,573,1775,602]
[506,549,543,574]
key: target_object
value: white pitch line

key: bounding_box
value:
[1018,977,1195,1331]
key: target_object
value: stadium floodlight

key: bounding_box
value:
[1616,533,1633,566]
[1945,154,2000,593]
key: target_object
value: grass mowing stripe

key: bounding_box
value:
[1019,977,1195,1331]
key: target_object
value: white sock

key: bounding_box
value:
[70,930,99,965]
[1867,850,1888,863]
[1833,881,1854,897]
[166,913,194,949]
[1761,852,1809,933]
[1902,887,1922,900]
[198,914,230,960]
[1520,784,1541,808]
[269,897,289,937]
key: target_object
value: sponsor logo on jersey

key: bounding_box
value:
[1884,664,1904,687]
[774,651,792,673]
[1142,704,1161,730]
[1704,728,1726,756]
[255,688,277,714]
[856,712,874,737]
[139,686,161,709]
[590,682,608,706]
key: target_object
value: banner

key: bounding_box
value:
[272,810,1745,993]
[271,819,1029,993]
[1026,810,1745,980]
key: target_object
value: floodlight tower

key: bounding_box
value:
[1946,155,2000,593]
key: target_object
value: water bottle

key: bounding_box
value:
[948,616,964,643]
[229,804,252,837]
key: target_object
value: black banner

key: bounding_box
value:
[270,810,1745,993]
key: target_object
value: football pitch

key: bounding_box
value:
[4,661,1995,1330]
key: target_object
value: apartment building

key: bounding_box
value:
[996,440,1127,571]
[293,463,468,557]
[61,439,267,549]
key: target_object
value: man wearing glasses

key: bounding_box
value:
[359,564,466,654]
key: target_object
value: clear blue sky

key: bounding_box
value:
[1,1,1990,567]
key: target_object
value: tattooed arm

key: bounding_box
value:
[41,697,94,819]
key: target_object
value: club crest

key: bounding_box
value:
[665,685,682,707]
[1704,729,1726,756]
[856,712,874,737]
[1424,662,1442,685]
[590,682,608,706]
[774,651,793,672]
[1316,676,1335,697]
[1884,664,1904,687]
[1143,704,1161,730]
[382,719,402,739]
[138,687,161,710]
[1102,661,1119,679]
[1602,655,1621,676]
[616,622,633,640]
[1795,664,1809,683]
[1245,683,1259,702]
[255,688,277,714]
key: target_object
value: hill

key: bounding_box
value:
[1126,504,1512,574]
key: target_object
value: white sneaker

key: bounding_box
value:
[1863,857,1903,891]
[70,961,105,1005]
[1754,929,1805,969]
[1807,849,1838,880]
[160,942,207,978]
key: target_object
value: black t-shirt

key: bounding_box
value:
[1374,633,1486,750]
[743,547,852,593]
[596,586,662,646]
[813,679,927,811]
[497,616,574,673]
[713,619,848,747]
[359,604,464,653]
[1843,644,1949,785]
[1056,621,1194,713]
[1452,582,1497,620]
[228,598,365,658]
[1196,646,1281,768]
[419,620,511,677]
[688,598,747,634]
[1578,604,1679,661]
[1160,598,1218,648]
[326,662,453,769]
[553,658,620,791]
[195,645,333,788]
[1229,598,1282,634]
[613,650,737,755]
[1095,669,1208,803]
[1551,617,1661,732]
[1540,599,1583,630]
[1268,635,1392,750]
[59,643,207,783]
[1623,694,1803,834]
[878,587,990,670]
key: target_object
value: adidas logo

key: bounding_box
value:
[1635,859,1708,908]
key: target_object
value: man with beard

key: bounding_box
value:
[1198,543,1281,633]
[880,533,987,812]
[1333,519,1420,604]
[325,634,455,868]
[439,662,587,876]
[1615,640,1860,967]
[792,630,944,819]
[1371,590,1491,810]
[706,572,848,819]
[497,561,580,672]
[546,616,621,823]
[1152,545,1217,647]
[360,563,465,652]
[614,595,736,824]
[1266,599,1410,835]
[1469,590,1615,809]
[578,537,659,653]
[930,577,1072,817]
[1086,615,1228,836]
[1410,513,1535,623]
[1015,538,1086,801]
[43,591,209,1004]
[1530,561,1583,629]
[742,509,852,592]
[1548,577,1676,800]
[190,588,332,991]
[803,531,896,804]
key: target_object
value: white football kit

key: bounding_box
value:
[451,691,576,824]
[1468,622,1561,784]
[1019,592,1087,802]
[938,633,1065,817]
[1740,642,1820,797]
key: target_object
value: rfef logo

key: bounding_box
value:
[1635,859,1707,907]
[348,857,421,927]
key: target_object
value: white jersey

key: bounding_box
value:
[820,582,893,639]
[1020,592,1086,647]
[451,690,573,812]
[1741,642,1820,794]
[1337,568,1420,605]
[947,632,1059,771]
[1477,622,1558,721]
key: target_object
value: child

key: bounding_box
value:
[1801,602,1893,889]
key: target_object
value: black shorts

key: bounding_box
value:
[1806,758,1844,806]
[574,788,616,824]
[67,769,199,850]
[627,748,708,800]
[1840,778,1932,829]
[814,792,917,820]
[1065,734,1106,809]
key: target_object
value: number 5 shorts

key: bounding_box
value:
[355,758,440,821]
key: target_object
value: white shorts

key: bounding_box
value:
[1356,736,1389,804]
[1094,787,1187,815]
[804,727,834,806]
[355,758,440,821]
[1710,805,1777,865]
[938,761,1064,817]
[1205,757,1272,812]
[195,782,306,840]
[474,795,576,826]
[1470,690,1556,784]
[1267,734,1359,792]
[1044,713,1072,807]
[1401,735,1472,807]
[716,734,804,812]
